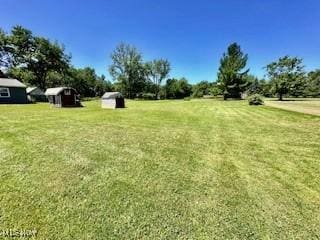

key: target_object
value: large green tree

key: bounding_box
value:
[94,74,114,97]
[0,29,10,68]
[1,26,70,90]
[109,43,146,98]
[192,81,212,98]
[266,56,306,100]
[1,25,113,97]
[61,67,96,96]
[66,67,111,97]
[0,26,34,68]
[217,43,249,100]
[165,77,192,99]
[145,59,170,99]
[245,74,262,95]
[305,69,320,97]
[46,67,113,97]
[259,79,273,97]
[26,37,70,90]
[8,26,35,67]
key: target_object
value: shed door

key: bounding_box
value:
[116,97,125,108]
[62,91,75,106]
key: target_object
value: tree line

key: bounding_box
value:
[217,43,320,100]
[1,25,319,100]
[0,25,112,97]
[109,42,320,100]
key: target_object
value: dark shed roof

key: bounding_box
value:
[45,87,77,96]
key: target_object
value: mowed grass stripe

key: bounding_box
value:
[200,102,320,238]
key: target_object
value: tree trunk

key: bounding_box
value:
[223,94,227,100]
[38,72,47,90]
[156,84,160,100]
[279,93,283,101]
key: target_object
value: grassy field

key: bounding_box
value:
[0,99,320,239]
[265,98,320,116]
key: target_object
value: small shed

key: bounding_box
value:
[101,92,125,109]
[27,87,46,102]
[0,78,27,104]
[45,87,81,107]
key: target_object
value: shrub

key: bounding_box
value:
[192,91,204,98]
[140,93,156,100]
[203,95,214,99]
[210,86,223,96]
[248,94,264,105]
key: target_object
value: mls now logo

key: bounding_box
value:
[0,229,37,238]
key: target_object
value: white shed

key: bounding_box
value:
[101,92,125,109]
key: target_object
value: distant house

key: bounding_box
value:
[101,92,125,109]
[45,87,81,107]
[0,78,27,104]
[27,87,46,102]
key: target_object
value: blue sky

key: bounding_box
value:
[1,0,320,83]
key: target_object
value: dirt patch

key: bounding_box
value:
[265,100,320,116]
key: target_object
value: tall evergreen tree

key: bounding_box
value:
[217,43,249,99]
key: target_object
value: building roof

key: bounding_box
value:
[27,87,45,95]
[102,92,122,99]
[0,78,26,88]
[45,87,76,96]
[26,87,37,94]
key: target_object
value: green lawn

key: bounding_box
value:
[0,99,320,239]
